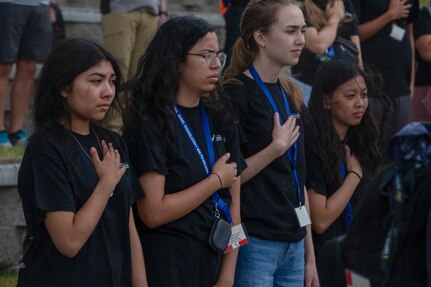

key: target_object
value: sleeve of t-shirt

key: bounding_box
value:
[225,122,248,176]
[123,122,169,178]
[29,141,76,214]
[304,145,328,197]
[223,82,249,143]
[414,6,431,39]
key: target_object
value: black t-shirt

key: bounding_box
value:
[123,102,246,286]
[351,0,419,97]
[224,73,307,242]
[17,122,142,287]
[414,5,431,87]
[305,141,365,256]
[292,0,359,85]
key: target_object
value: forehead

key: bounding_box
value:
[274,4,306,27]
[338,76,366,90]
[80,60,115,76]
[190,32,219,51]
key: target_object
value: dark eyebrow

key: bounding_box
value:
[286,25,307,29]
[89,72,116,78]
[198,49,219,54]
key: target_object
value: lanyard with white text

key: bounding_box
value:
[174,104,232,223]
[249,65,302,206]
[340,162,353,226]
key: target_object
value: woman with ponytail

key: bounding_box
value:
[222,1,319,286]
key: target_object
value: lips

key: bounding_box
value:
[353,111,364,118]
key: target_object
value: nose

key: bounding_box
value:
[102,81,115,99]
[296,32,305,47]
[355,96,366,107]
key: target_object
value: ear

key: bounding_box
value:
[60,85,71,98]
[253,30,266,48]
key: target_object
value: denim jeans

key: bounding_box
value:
[234,236,305,287]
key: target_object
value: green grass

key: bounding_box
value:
[0,267,18,287]
[0,145,25,160]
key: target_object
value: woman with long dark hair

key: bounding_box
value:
[123,16,245,286]
[17,38,146,286]
[305,60,381,258]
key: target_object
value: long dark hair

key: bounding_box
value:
[306,60,381,184]
[33,38,123,133]
[123,15,235,147]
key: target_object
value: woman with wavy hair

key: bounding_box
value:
[305,60,381,260]
[122,16,246,286]
[222,0,319,286]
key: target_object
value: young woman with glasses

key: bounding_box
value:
[122,15,246,286]
[222,0,319,286]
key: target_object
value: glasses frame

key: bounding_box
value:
[187,52,227,68]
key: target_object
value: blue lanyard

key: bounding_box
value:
[174,104,232,223]
[340,162,353,226]
[248,65,302,206]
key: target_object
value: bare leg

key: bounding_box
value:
[0,62,13,131]
[9,60,36,133]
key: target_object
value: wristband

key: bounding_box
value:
[348,170,362,181]
[212,172,223,189]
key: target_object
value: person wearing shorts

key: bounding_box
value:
[0,0,52,146]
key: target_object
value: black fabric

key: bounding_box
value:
[123,103,246,286]
[223,73,307,242]
[414,5,431,87]
[305,142,365,256]
[100,0,110,14]
[292,0,359,85]
[17,122,142,287]
[343,162,431,286]
[351,0,419,97]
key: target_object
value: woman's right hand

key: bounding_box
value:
[326,0,345,24]
[388,0,411,20]
[344,145,363,179]
[91,140,127,192]
[270,113,300,157]
[212,153,238,189]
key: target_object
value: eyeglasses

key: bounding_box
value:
[187,52,227,68]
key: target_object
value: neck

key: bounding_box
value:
[176,88,201,108]
[252,55,283,83]
[335,125,349,142]
[59,118,91,135]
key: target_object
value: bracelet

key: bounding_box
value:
[347,170,362,181]
[211,172,223,189]
[159,10,168,16]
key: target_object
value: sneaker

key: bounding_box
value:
[0,130,12,147]
[9,130,28,146]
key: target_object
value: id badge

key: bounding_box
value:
[294,205,311,227]
[390,24,406,41]
[345,269,371,287]
[224,223,249,253]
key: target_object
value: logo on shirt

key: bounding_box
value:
[212,134,225,142]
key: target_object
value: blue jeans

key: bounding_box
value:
[234,236,305,287]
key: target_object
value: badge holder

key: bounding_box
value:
[294,202,311,227]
